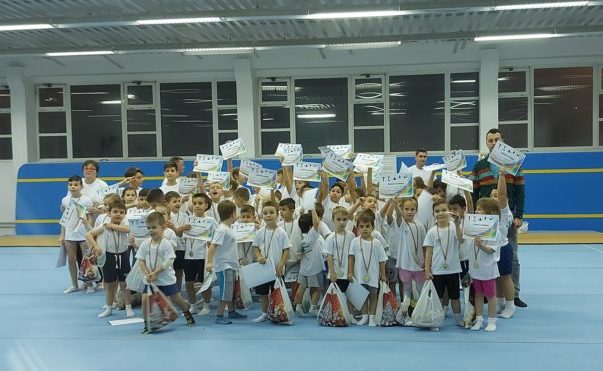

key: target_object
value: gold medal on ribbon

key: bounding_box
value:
[363,273,370,282]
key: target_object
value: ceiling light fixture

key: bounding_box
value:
[452,79,477,83]
[475,33,560,41]
[135,17,221,25]
[46,50,114,56]
[306,10,408,19]
[0,24,53,32]
[493,1,589,11]
[326,41,402,49]
[297,113,336,118]
[181,47,254,55]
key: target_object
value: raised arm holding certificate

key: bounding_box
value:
[379,173,413,199]
[275,143,303,165]
[441,169,473,193]
[463,214,500,242]
[321,150,354,181]
[239,159,263,176]
[319,144,353,159]
[219,138,246,159]
[353,153,384,174]
[193,154,224,174]
[443,150,467,172]
[488,141,526,176]
[247,167,277,189]
[293,162,321,182]
[97,183,121,199]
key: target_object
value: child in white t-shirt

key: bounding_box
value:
[348,210,388,327]
[164,191,188,289]
[236,205,258,266]
[159,161,180,195]
[206,200,247,324]
[136,212,195,333]
[59,175,93,294]
[278,198,302,284]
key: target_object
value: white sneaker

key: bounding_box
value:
[189,304,199,315]
[199,305,211,316]
[126,307,135,318]
[485,318,497,332]
[499,306,516,319]
[356,315,368,326]
[295,306,305,317]
[78,282,87,290]
[471,318,483,331]
[368,315,377,327]
[85,285,95,294]
[253,313,268,323]
[98,308,112,318]
[349,316,357,325]
[63,286,79,294]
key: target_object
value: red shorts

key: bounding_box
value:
[473,278,496,298]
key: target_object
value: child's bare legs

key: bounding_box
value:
[357,299,370,325]
[310,287,320,305]
[294,283,307,315]
[368,292,378,315]
[118,282,134,316]
[175,269,183,291]
[185,281,196,308]
[389,281,398,301]
[64,241,80,290]
[471,292,485,330]
[200,290,212,314]
[170,292,191,312]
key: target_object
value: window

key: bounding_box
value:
[0,88,11,159]
[216,81,238,150]
[389,74,445,152]
[353,76,385,153]
[534,67,593,147]
[38,85,68,159]
[259,79,291,155]
[71,84,122,158]
[160,82,213,156]
[498,71,529,149]
[599,69,602,147]
[126,83,157,157]
[450,72,479,150]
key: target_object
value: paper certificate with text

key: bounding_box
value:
[194,154,224,174]
[463,214,499,242]
[219,138,246,159]
[443,150,467,172]
[321,150,353,181]
[293,162,321,182]
[441,170,473,193]
[379,173,413,199]
[488,141,526,176]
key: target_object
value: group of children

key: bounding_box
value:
[59,154,518,333]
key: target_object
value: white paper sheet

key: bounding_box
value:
[219,138,246,160]
[301,187,319,211]
[207,171,231,190]
[183,216,215,241]
[275,143,303,165]
[441,169,473,193]
[239,159,263,176]
[346,280,370,310]
[109,318,144,326]
[321,150,353,181]
[293,161,321,182]
[193,154,224,173]
[488,141,526,176]
[353,153,384,174]
[240,261,276,288]
[443,150,467,172]
[379,173,413,199]
[463,214,500,242]
[178,177,198,195]
[319,144,353,159]
[247,167,277,189]
[232,222,256,242]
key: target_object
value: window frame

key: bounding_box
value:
[36,84,71,159]
[214,81,239,154]
[352,75,388,153]
[0,87,11,160]
[123,82,161,158]
[258,78,294,156]
[498,69,530,150]
[449,72,480,151]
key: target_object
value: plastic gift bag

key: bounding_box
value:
[234,270,253,309]
[375,282,400,327]
[144,283,178,333]
[410,280,444,329]
[77,249,100,283]
[266,278,295,325]
[317,283,351,327]
[125,260,146,293]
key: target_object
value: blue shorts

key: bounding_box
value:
[216,269,235,301]
[144,283,179,296]
[497,243,513,275]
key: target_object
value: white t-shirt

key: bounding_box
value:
[416,191,436,231]
[61,195,93,241]
[209,224,239,272]
[206,200,222,222]
[252,226,291,267]
[163,228,179,252]
[159,182,180,196]
[279,219,302,263]
[396,220,427,272]
[322,195,349,231]
[299,228,325,276]
[94,213,111,229]
[458,227,473,262]
[92,219,130,254]
[409,165,431,184]
[136,238,177,286]
[184,216,219,260]
[381,218,401,259]
[82,178,108,205]
[324,230,355,280]
[349,236,388,288]
[497,205,514,248]
[318,221,332,239]
[468,236,500,281]
[423,222,462,275]
[170,212,188,252]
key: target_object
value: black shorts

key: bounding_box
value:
[497,243,513,275]
[103,251,131,283]
[184,259,205,282]
[174,250,186,270]
[335,279,350,293]
[255,280,276,296]
[433,273,460,300]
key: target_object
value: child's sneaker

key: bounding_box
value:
[228,311,247,319]
[368,315,377,327]
[215,316,232,325]
[98,308,112,318]
[308,305,319,317]
[485,318,497,332]
[125,305,135,318]
[189,304,199,315]
[253,313,268,323]
[199,304,211,316]
[63,286,79,294]
[295,305,305,317]
[86,285,95,294]
[500,302,516,319]
[356,314,368,326]
[141,326,150,335]
[184,311,196,326]
[471,316,483,331]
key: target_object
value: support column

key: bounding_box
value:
[234,58,257,158]
[479,49,500,153]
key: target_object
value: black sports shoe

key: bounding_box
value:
[141,326,150,335]
[184,310,196,326]
[514,297,528,308]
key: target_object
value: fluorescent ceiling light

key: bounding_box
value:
[475,33,559,41]
[46,50,114,56]
[100,100,122,104]
[452,79,477,83]
[493,1,589,11]
[182,47,254,55]
[306,10,407,19]
[0,24,53,32]
[135,17,221,25]
[326,41,401,49]
[297,113,336,118]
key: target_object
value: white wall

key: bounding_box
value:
[1,36,602,233]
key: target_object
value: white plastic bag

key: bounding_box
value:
[375,282,400,327]
[267,278,295,325]
[234,269,253,309]
[410,280,444,328]
[317,283,351,327]
[126,260,146,293]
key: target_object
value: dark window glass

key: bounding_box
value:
[127,85,153,106]
[354,103,384,127]
[128,134,157,157]
[217,81,237,106]
[451,126,479,150]
[39,136,67,158]
[261,106,290,129]
[599,95,603,119]
[127,109,156,131]
[499,97,528,121]
[499,123,528,148]
[38,111,66,133]
[355,78,383,100]
[600,122,603,146]
[534,67,593,147]
[0,113,10,135]
[71,85,122,158]
[354,129,384,153]
[451,99,479,124]
[261,81,288,102]
[389,74,445,151]
[0,89,9,109]
[451,73,479,98]
[498,72,526,93]
[219,132,238,146]
[218,108,238,130]
[261,131,290,155]
[160,82,213,156]
[295,78,348,152]
[0,137,11,159]
[39,87,64,107]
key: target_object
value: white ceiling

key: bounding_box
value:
[1,0,603,55]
